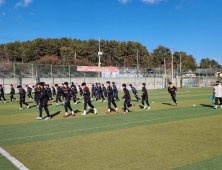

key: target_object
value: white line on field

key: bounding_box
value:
[0,112,208,143]
[0,147,29,170]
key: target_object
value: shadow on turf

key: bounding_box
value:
[43,111,61,119]
[162,103,173,106]
[200,104,214,108]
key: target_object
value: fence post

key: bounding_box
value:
[198,70,200,87]
[69,65,71,84]
[31,64,34,86]
[13,63,15,86]
[135,68,137,88]
[154,68,156,89]
[145,68,147,85]
[51,65,53,85]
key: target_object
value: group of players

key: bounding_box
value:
[0,82,180,120]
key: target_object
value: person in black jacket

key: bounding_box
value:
[17,85,29,109]
[78,85,83,98]
[10,84,17,102]
[45,84,53,102]
[105,81,118,114]
[55,84,64,106]
[81,82,97,116]
[0,85,7,103]
[91,84,96,101]
[98,83,105,103]
[102,84,107,100]
[71,84,78,105]
[122,84,135,114]
[141,83,150,110]
[168,82,178,106]
[51,86,56,97]
[62,82,75,118]
[36,82,51,120]
[26,85,33,101]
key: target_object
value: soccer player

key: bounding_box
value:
[129,84,141,102]
[35,83,41,108]
[81,82,97,116]
[78,85,83,98]
[45,84,53,102]
[26,85,33,101]
[71,85,78,105]
[91,84,96,101]
[0,85,7,103]
[168,82,178,106]
[141,83,150,110]
[112,82,119,101]
[95,83,100,100]
[105,81,118,114]
[17,85,29,109]
[122,84,135,114]
[36,82,51,120]
[213,81,222,109]
[10,84,17,102]
[102,84,107,100]
[62,82,75,118]
[55,84,64,106]
[98,83,105,103]
[51,85,56,97]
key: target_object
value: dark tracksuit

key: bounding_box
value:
[83,86,94,110]
[99,86,105,100]
[168,86,177,104]
[46,87,53,100]
[56,87,63,103]
[96,85,100,99]
[71,87,77,103]
[141,87,150,107]
[10,87,16,101]
[91,87,96,99]
[27,87,33,99]
[79,87,83,97]
[19,88,29,108]
[52,86,56,97]
[62,87,74,112]
[102,86,107,98]
[131,86,141,101]
[122,88,133,112]
[36,87,41,106]
[107,86,117,110]
[0,88,6,102]
[113,85,119,100]
[39,88,50,117]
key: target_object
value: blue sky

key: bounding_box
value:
[0,0,222,65]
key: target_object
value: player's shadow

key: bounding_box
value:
[162,103,173,106]
[86,108,96,114]
[200,104,214,108]
[139,105,144,109]
[50,111,61,118]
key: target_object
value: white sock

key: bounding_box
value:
[116,108,118,110]
[65,112,68,115]
[72,111,74,114]
[56,103,58,105]
[84,110,86,114]
[108,109,110,112]
[94,108,96,111]
[215,105,218,108]
[126,110,128,112]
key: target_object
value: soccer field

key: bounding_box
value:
[0,88,222,170]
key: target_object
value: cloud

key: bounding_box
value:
[119,0,131,4]
[175,3,182,10]
[0,0,5,6]
[2,12,5,16]
[15,0,34,8]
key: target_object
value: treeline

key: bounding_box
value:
[0,37,221,69]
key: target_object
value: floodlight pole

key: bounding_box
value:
[180,54,182,74]
[171,46,174,82]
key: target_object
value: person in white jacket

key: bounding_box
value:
[213,81,222,109]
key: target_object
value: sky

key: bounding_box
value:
[0,0,222,65]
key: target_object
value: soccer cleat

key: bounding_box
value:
[148,107,150,110]
[4,101,6,103]
[56,104,59,107]
[94,108,97,115]
[124,111,128,114]
[143,106,147,110]
[19,108,23,109]
[176,103,178,107]
[106,111,111,114]
[10,101,12,102]
[214,106,217,109]
[71,113,75,117]
[103,100,106,103]
[36,117,42,120]
[115,109,118,114]
[132,103,136,106]
[36,106,39,108]
[81,113,86,116]
[63,115,68,118]
[100,100,102,103]
[45,117,51,120]
[0,101,2,103]
[27,105,30,109]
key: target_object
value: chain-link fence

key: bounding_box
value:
[0,62,222,93]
